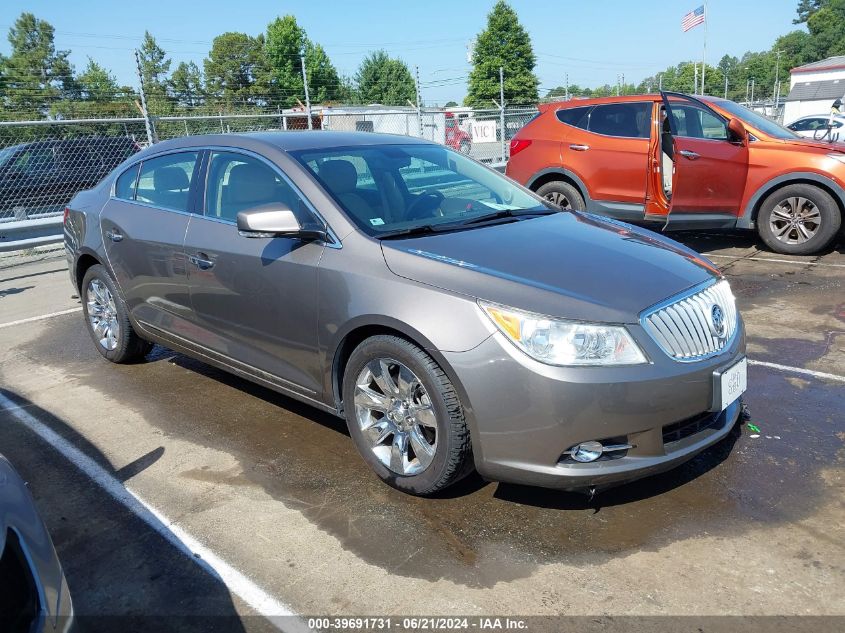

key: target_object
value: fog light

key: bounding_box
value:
[569,441,604,463]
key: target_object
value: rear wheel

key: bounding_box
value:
[342,335,473,496]
[536,180,585,210]
[81,265,151,363]
[757,184,841,255]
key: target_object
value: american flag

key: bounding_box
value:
[682,5,706,32]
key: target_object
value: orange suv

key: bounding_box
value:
[506,92,845,254]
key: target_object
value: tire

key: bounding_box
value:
[342,335,473,496]
[756,184,842,255]
[536,180,585,210]
[81,264,152,363]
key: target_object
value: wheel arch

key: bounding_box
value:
[739,172,845,229]
[74,250,103,293]
[526,168,590,201]
[328,318,476,425]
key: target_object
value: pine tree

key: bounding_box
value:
[465,1,539,107]
[355,50,416,106]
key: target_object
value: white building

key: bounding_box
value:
[783,56,845,125]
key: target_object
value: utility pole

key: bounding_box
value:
[415,65,423,138]
[724,73,729,99]
[499,67,506,162]
[300,53,312,130]
[616,74,620,96]
[658,73,663,91]
[621,73,625,95]
[701,1,708,94]
[565,73,569,101]
[134,49,155,145]
[745,78,750,103]
[773,49,784,109]
[750,77,755,104]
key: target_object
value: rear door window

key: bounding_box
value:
[588,103,652,138]
[135,152,199,212]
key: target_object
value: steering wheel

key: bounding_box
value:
[405,190,445,220]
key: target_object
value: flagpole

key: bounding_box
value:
[701,1,708,94]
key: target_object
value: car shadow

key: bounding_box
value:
[0,389,272,633]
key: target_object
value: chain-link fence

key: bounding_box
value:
[0,106,538,260]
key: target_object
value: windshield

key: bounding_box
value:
[292,143,548,237]
[0,146,19,169]
[713,99,799,140]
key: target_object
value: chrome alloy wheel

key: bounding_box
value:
[86,278,120,351]
[769,196,821,245]
[354,358,438,476]
[544,191,572,209]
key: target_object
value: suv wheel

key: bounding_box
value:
[81,264,152,363]
[757,184,842,255]
[536,181,585,210]
[342,335,473,495]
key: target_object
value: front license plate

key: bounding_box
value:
[717,357,747,411]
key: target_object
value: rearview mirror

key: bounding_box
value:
[727,117,747,144]
[236,203,326,241]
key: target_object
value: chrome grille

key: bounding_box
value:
[641,279,738,362]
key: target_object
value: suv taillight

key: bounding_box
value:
[509,139,532,157]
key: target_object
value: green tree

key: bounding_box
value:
[77,58,119,101]
[204,33,262,107]
[138,30,171,114]
[465,0,539,107]
[51,58,135,119]
[355,50,416,105]
[1,12,74,117]
[794,0,826,23]
[264,15,344,107]
[806,0,845,57]
[171,61,203,108]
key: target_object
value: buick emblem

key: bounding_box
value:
[710,304,726,338]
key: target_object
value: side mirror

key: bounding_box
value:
[236,203,326,241]
[727,118,747,144]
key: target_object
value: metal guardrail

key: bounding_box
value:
[0,216,63,253]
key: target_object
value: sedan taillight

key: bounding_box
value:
[509,138,532,157]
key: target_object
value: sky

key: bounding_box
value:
[0,0,803,105]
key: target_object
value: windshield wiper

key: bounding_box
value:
[377,224,450,240]
[458,208,556,226]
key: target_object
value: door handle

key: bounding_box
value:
[679,150,700,160]
[188,253,215,270]
[569,144,590,151]
[105,229,123,242]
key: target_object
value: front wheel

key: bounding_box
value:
[342,335,473,495]
[536,181,585,211]
[757,184,841,255]
[81,264,152,363]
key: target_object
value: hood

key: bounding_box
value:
[780,137,845,152]
[381,212,720,323]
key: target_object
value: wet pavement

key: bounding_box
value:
[0,231,843,626]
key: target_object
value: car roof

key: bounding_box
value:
[144,130,434,156]
[548,94,662,109]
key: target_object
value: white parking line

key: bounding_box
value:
[0,307,82,330]
[747,359,845,383]
[704,254,845,269]
[0,391,309,633]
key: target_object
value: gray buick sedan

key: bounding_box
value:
[65,131,746,496]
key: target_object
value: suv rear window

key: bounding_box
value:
[556,106,591,129]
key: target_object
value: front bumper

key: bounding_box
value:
[444,318,746,490]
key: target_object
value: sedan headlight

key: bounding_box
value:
[479,301,647,366]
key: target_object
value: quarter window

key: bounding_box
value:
[588,103,652,139]
[556,106,592,130]
[114,164,140,200]
[205,152,307,223]
[135,152,199,212]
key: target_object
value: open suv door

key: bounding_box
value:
[651,92,749,229]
